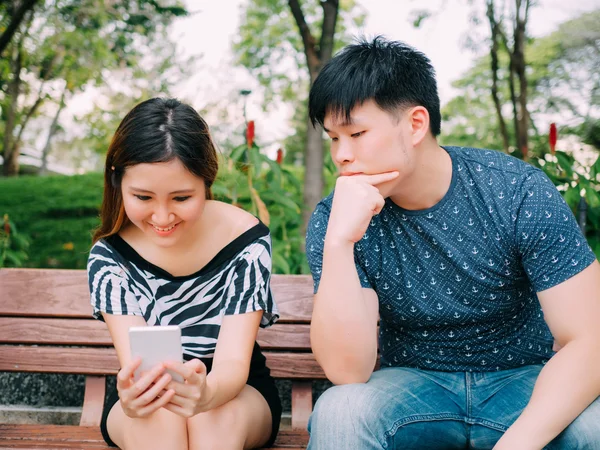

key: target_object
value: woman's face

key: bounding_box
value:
[120,158,207,247]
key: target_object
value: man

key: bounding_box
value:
[305,36,600,449]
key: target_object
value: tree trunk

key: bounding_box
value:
[507,59,520,150]
[288,0,339,232]
[39,85,67,175]
[513,0,530,159]
[2,44,22,177]
[303,118,324,225]
[486,0,510,153]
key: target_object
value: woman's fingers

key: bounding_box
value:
[132,372,172,407]
[116,357,142,391]
[136,389,176,417]
[121,363,165,403]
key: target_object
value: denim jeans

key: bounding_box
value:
[307,365,600,449]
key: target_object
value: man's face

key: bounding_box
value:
[323,99,416,197]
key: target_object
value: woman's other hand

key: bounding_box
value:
[162,359,211,418]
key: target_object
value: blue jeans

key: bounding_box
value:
[307,365,600,449]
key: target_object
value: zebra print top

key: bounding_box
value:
[87,222,279,360]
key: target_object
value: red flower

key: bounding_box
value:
[246,120,255,149]
[276,148,283,165]
[549,123,557,155]
[3,214,9,235]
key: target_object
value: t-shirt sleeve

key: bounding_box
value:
[513,169,597,292]
[87,242,142,321]
[223,234,279,328]
[305,198,372,294]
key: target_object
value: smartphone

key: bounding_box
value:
[129,325,184,383]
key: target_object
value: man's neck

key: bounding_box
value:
[388,141,453,211]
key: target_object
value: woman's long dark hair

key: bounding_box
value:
[93,98,218,243]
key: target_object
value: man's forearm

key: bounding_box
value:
[495,339,600,449]
[311,240,378,384]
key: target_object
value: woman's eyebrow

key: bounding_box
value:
[129,187,195,194]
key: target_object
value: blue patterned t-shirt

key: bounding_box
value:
[306,146,596,372]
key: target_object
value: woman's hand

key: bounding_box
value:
[162,359,212,418]
[116,357,176,418]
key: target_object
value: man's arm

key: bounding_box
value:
[311,244,379,384]
[494,261,600,449]
[309,172,398,385]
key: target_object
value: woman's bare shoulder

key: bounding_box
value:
[208,201,260,234]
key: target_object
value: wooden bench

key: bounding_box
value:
[0,268,324,449]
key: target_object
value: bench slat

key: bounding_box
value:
[0,318,311,350]
[0,424,309,448]
[0,269,313,322]
[0,346,326,379]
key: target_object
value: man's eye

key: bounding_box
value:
[351,131,364,138]
[331,137,339,142]
[134,195,151,201]
[173,196,191,202]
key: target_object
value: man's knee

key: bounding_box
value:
[549,398,600,449]
[309,383,380,433]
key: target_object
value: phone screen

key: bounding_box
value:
[129,325,184,383]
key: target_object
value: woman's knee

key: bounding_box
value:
[119,408,188,450]
[188,405,246,450]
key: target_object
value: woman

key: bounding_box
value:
[87,97,281,449]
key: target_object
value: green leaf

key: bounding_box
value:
[272,252,291,275]
[555,151,574,177]
[586,189,600,209]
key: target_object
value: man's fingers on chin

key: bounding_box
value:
[362,171,399,185]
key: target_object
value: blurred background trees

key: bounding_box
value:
[1,0,599,273]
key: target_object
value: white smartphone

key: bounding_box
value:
[129,325,184,383]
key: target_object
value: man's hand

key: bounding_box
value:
[327,171,399,245]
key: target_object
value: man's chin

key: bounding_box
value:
[375,180,397,199]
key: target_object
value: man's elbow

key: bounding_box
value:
[316,354,375,385]
[324,367,372,385]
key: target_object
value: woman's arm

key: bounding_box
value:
[102,312,148,367]
[163,310,263,415]
[204,310,263,409]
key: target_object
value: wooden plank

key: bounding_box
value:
[291,380,313,431]
[79,376,105,427]
[0,424,105,442]
[0,318,311,350]
[0,346,327,379]
[0,269,313,322]
[0,318,110,345]
[0,425,308,448]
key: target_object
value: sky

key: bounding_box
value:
[165,0,600,147]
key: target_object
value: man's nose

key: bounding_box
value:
[333,140,355,165]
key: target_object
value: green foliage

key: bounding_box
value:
[0,214,30,268]
[536,151,600,259]
[0,0,191,174]
[0,173,103,269]
[216,136,309,274]
[440,10,600,259]
[233,0,366,105]
[0,141,326,273]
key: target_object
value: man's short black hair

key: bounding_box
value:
[308,36,441,136]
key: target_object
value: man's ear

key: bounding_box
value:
[408,106,430,146]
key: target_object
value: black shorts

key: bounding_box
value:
[100,343,282,448]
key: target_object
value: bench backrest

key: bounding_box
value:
[0,268,324,379]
